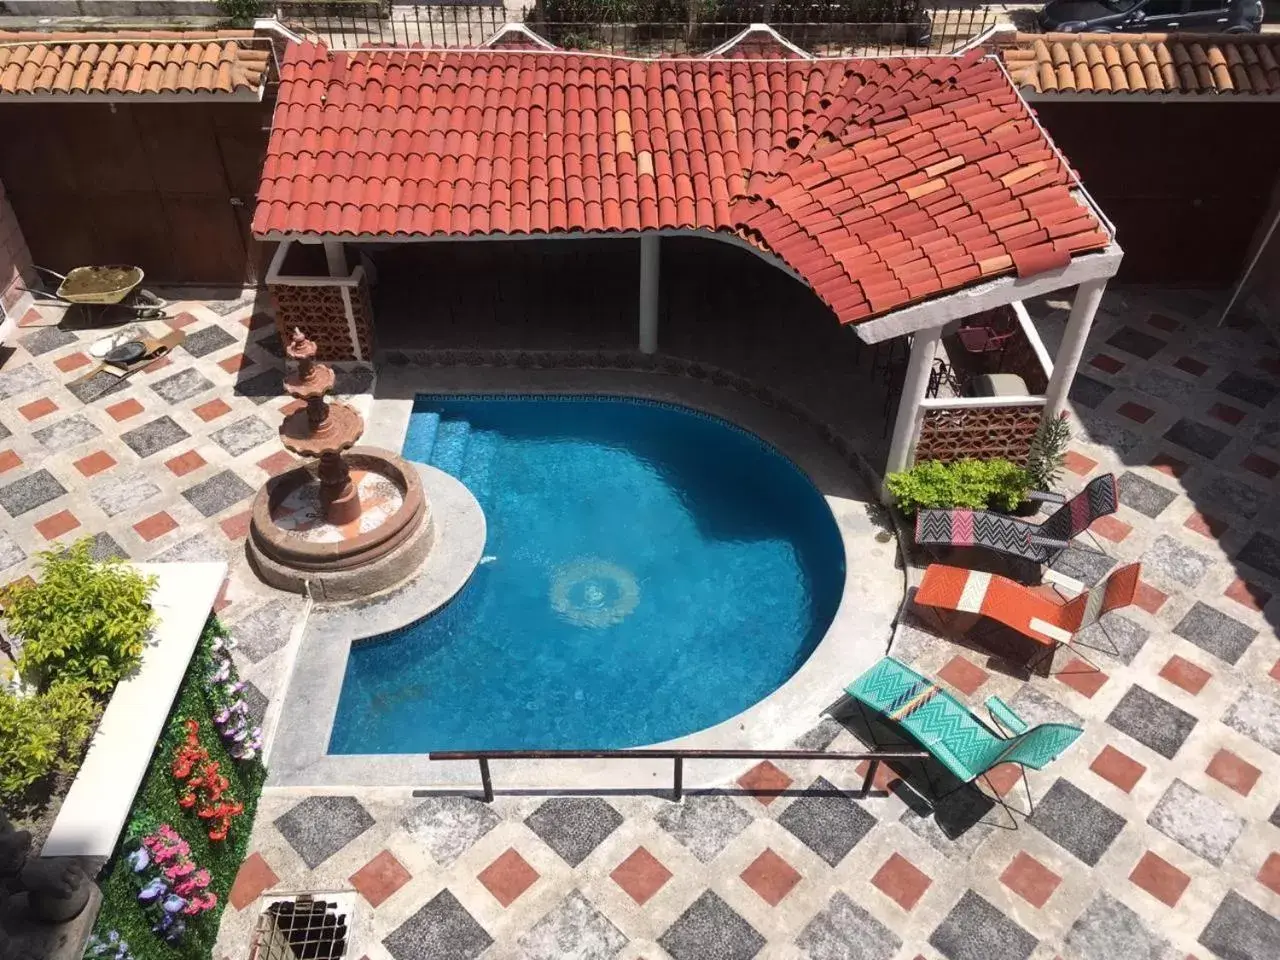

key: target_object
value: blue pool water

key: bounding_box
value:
[328,395,845,753]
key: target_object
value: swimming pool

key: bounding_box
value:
[328,395,845,752]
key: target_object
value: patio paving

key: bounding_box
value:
[2,284,1280,959]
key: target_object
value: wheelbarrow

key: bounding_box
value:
[20,265,165,325]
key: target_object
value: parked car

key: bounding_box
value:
[1039,0,1264,33]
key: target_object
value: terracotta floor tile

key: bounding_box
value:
[1208,403,1245,426]
[1258,852,1280,896]
[1090,515,1132,543]
[1063,450,1098,476]
[0,450,21,475]
[165,450,207,477]
[1149,453,1188,478]
[134,512,178,542]
[1241,454,1279,479]
[1205,749,1261,797]
[18,308,42,327]
[229,852,278,910]
[54,351,91,373]
[1184,510,1228,539]
[258,449,299,476]
[106,398,145,421]
[145,355,173,373]
[220,509,254,541]
[870,852,931,911]
[1133,580,1167,614]
[1000,851,1061,908]
[937,655,989,696]
[1147,313,1179,332]
[1129,851,1190,907]
[1117,402,1154,424]
[1158,655,1211,696]
[1225,578,1271,612]
[1272,659,1280,684]
[611,846,671,906]
[165,312,198,330]
[34,509,79,540]
[1056,658,1108,698]
[219,354,247,374]
[351,850,412,908]
[1173,356,1208,376]
[855,758,902,793]
[1089,353,1125,374]
[738,760,792,806]
[983,763,1023,798]
[74,450,117,477]
[19,397,57,421]
[1090,745,1146,793]
[194,397,232,422]
[740,848,802,907]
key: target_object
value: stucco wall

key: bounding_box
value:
[0,173,32,317]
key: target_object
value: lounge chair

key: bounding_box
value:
[913,562,1141,663]
[845,656,1082,821]
[914,473,1119,567]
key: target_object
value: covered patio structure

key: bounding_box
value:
[252,39,1122,480]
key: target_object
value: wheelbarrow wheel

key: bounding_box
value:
[135,288,165,308]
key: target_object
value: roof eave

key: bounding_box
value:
[0,87,266,104]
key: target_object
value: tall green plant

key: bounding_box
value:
[1,538,157,694]
[885,458,1032,515]
[1026,412,1071,492]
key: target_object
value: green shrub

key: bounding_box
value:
[1,538,157,694]
[885,458,1032,515]
[0,680,100,798]
[1026,412,1071,492]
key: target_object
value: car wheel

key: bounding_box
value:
[1224,24,1256,33]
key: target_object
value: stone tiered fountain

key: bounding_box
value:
[247,329,434,601]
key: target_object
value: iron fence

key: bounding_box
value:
[274,3,999,56]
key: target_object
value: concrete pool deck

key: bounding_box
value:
[263,363,904,792]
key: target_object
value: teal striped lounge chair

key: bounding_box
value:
[845,656,1082,821]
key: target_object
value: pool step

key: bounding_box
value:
[459,428,497,503]
[430,418,471,478]
[415,410,442,464]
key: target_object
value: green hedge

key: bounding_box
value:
[92,617,266,960]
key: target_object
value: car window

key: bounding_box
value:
[1183,0,1229,9]
[1141,0,1186,14]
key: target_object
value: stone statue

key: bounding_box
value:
[0,812,91,959]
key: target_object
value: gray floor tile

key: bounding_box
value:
[210,415,276,457]
[1007,686,1084,727]
[1063,891,1175,960]
[524,797,623,867]
[151,533,225,562]
[655,793,753,863]
[1236,532,1280,580]
[1106,327,1167,360]
[150,368,215,404]
[899,785,996,862]
[928,890,1037,960]
[0,531,26,572]
[234,368,285,403]
[1173,602,1257,665]
[228,597,304,663]
[0,468,66,517]
[1028,778,1125,866]
[32,413,101,453]
[518,890,627,960]
[1077,614,1148,665]
[793,717,844,752]
[1142,535,1212,588]
[1198,891,1280,960]
[1164,419,1231,459]
[1217,371,1279,408]
[121,415,190,458]
[1196,473,1264,520]
[1117,470,1177,518]
[1049,546,1115,587]
[1078,414,1143,457]
[660,890,764,960]
[1147,779,1243,866]
[402,796,500,866]
[91,470,161,517]
[795,891,901,960]
[0,419,9,442]
[87,532,128,562]
[1106,685,1197,759]
[65,370,128,404]
[383,889,492,960]
[273,795,374,869]
[777,776,876,867]
[0,363,50,400]
[1135,368,1198,405]
[1223,686,1280,753]
[1068,375,1113,410]
[182,469,254,517]
[180,324,238,358]
[20,325,77,356]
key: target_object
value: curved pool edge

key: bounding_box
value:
[266,365,904,791]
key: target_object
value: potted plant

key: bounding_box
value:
[1026,411,1071,495]
[885,458,1033,517]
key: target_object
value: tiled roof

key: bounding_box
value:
[0,29,271,98]
[1000,32,1280,95]
[254,44,1110,324]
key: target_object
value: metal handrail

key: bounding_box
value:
[429,747,929,802]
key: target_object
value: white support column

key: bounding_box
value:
[639,234,660,354]
[323,240,348,278]
[884,324,944,487]
[1043,278,1107,419]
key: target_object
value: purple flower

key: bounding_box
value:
[126,847,150,872]
[162,894,188,914]
[137,878,168,905]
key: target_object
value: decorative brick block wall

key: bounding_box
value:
[0,174,32,316]
[915,403,1044,465]
[269,275,373,362]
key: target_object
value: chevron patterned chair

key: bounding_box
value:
[845,656,1083,822]
[914,473,1119,569]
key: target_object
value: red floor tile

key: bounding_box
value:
[1272,659,1280,684]
[213,577,232,613]
[741,848,802,907]
[258,450,299,476]
[1173,356,1208,376]
[229,852,278,910]
[54,351,91,373]
[0,450,20,475]
[1090,745,1146,793]
[1241,454,1279,479]
[1056,658,1108,698]
[351,850,412,908]
[1090,515,1132,543]
[1147,313,1179,332]
[477,848,537,908]
[134,512,178,542]
[194,398,232,422]
[611,847,671,906]
[1129,851,1190,907]
[164,312,198,330]
[1117,402,1154,424]
[220,509,254,541]
[18,308,42,327]
[219,354,247,374]
[1063,450,1098,476]
[106,398,144,421]
[983,763,1023,798]
[738,760,792,806]
[1258,853,1280,896]
[1000,852,1061,908]
[855,758,902,793]
[1208,403,1245,426]
[1226,578,1274,612]
[145,355,173,373]
[1132,580,1168,614]
[35,510,79,540]
[1089,354,1124,374]
[1206,749,1261,797]
[937,655,989,696]
[870,853,931,911]
[1149,454,1188,478]
[19,397,57,420]
[1158,655,1211,696]
[74,450,117,477]
[1184,511,1228,539]
[165,450,206,477]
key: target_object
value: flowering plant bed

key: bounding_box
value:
[92,617,266,960]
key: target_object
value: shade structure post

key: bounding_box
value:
[1044,278,1107,419]
[639,234,660,354]
[883,325,944,495]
